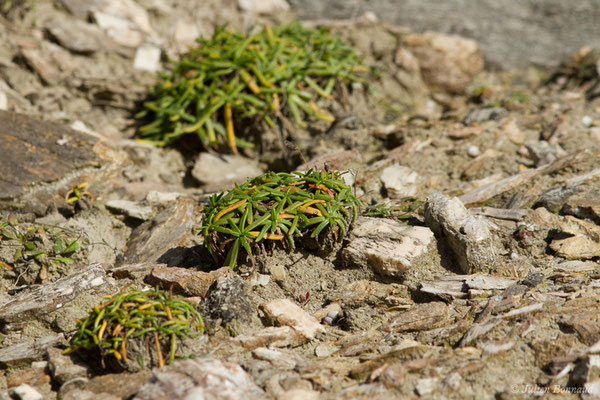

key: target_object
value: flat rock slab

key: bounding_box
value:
[342,216,435,277]
[0,111,111,213]
[133,358,266,400]
[121,197,200,266]
[261,298,325,340]
[0,334,63,364]
[0,264,117,329]
[146,265,214,297]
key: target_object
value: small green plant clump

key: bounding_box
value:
[64,288,204,369]
[363,197,422,223]
[136,22,367,153]
[200,169,360,269]
[0,216,82,276]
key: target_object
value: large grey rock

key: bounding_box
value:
[133,358,266,400]
[192,153,263,187]
[424,193,497,273]
[289,0,600,69]
[46,18,106,54]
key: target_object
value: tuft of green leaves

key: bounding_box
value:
[363,197,422,223]
[136,22,367,153]
[0,217,82,272]
[64,287,204,368]
[200,169,360,269]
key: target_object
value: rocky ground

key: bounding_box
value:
[1,1,600,399]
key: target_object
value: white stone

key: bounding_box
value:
[0,90,7,110]
[252,347,297,369]
[416,377,439,396]
[93,11,144,47]
[261,299,325,340]
[279,389,320,400]
[174,22,200,51]
[238,0,290,14]
[582,115,593,127]
[342,217,434,277]
[145,190,182,203]
[380,164,420,198]
[467,145,480,158]
[133,44,161,72]
[10,384,43,400]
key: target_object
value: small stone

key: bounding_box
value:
[279,389,320,400]
[416,377,439,396]
[524,140,567,167]
[105,199,153,220]
[521,272,544,287]
[235,326,305,350]
[0,90,7,110]
[313,303,343,322]
[464,107,507,125]
[133,358,265,400]
[467,145,480,158]
[46,18,105,54]
[20,48,61,85]
[145,190,182,204]
[238,0,290,14]
[192,153,263,187]
[342,217,435,277]
[501,118,526,144]
[269,264,286,281]
[46,347,90,385]
[382,302,451,333]
[10,384,43,400]
[315,342,340,357]
[403,31,483,93]
[93,12,144,48]
[0,335,63,365]
[252,347,297,370]
[582,115,594,127]
[261,299,325,340]
[174,22,200,53]
[250,273,270,287]
[424,193,497,273]
[147,265,214,297]
[380,164,420,198]
[82,371,152,399]
[133,44,161,72]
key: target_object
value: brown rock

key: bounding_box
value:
[235,326,305,350]
[46,347,90,385]
[382,302,452,332]
[83,371,152,399]
[6,365,49,388]
[147,265,214,297]
[261,299,325,340]
[403,31,483,93]
[121,198,201,266]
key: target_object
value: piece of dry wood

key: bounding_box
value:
[459,150,588,205]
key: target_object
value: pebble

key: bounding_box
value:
[10,384,43,400]
[582,115,593,127]
[237,0,290,14]
[467,145,480,157]
[261,299,325,340]
[0,90,7,110]
[105,199,154,220]
[380,164,420,198]
[46,347,90,385]
[133,44,161,72]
